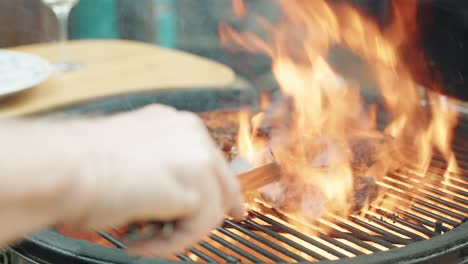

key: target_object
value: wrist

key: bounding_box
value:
[57,119,106,228]
[15,118,104,228]
[0,118,108,237]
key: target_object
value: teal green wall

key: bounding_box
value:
[153,0,177,48]
[70,0,119,39]
[70,0,177,48]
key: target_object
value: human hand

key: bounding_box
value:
[67,105,245,256]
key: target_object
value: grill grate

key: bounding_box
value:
[90,117,468,263]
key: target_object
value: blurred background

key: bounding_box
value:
[0,0,467,100]
[0,0,279,71]
[0,0,280,94]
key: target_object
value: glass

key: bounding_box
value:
[41,0,81,73]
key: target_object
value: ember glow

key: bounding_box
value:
[221,0,459,219]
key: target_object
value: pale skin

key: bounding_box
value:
[0,104,245,256]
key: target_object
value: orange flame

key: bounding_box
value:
[223,0,459,219]
[237,110,269,165]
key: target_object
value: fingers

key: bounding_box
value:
[128,178,225,257]
[127,226,210,257]
[137,104,178,115]
[213,150,246,221]
[103,106,246,256]
[176,110,246,220]
[139,184,201,222]
[127,212,223,257]
[127,230,191,257]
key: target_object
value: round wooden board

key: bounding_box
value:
[0,39,236,118]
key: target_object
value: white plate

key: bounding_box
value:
[0,50,52,98]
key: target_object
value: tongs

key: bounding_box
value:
[235,160,281,193]
[121,160,281,245]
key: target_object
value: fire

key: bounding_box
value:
[237,110,270,165]
[221,1,459,220]
[237,110,259,163]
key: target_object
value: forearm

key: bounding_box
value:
[0,119,97,246]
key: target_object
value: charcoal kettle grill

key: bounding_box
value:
[0,86,466,264]
[2,1,468,262]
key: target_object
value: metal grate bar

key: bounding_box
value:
[251,210,350,259]
[224,219,308,262]
[452,143,468,155]
[436,185,467,198]
[374,208,438,237]
[444,150,468,164]
[262,204,384,253]
[188,248,217,263]
[428,157,467,174]
[389,172,468,211]
[377,187,462,227]
[395,209,450,233]
[259,212,368,256]
[427,164,468,180]
[427,169,468,190]
[317,232,365,256]
[217,227,287,262]
[326,229,382,253]
[363,214,425,241]
[381,178,467,219]
[432,149,468,164]
[198,241,240,263]
[391,166,468,197]
[242,218,328,260]
[428,159,468,176]
[176,253,194,262]
[457,172,468,180]
[416,199,466,220]
[421,185,468,205]
[394,168,464,191]
[95,231,126,249]
[350,216,411,245]
[350,217,412,245]
[411,207,459,227]
[422,193,468,214]
[208,233,262,263]
[326,217,397,249]
[448,188,468,198]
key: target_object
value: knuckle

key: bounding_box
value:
[179,112,205,127]
[140,104,177,114]
[212,206,226,227]
[191,152,215,169]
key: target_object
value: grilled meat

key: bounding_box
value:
[198,109,240,160]
[257,136,390,218]
[198,110,388,217]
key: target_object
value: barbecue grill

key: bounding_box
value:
[1,86,466,264]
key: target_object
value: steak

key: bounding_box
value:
[257,173,379,217]
[198,109,388,217]
[257,136,390,218]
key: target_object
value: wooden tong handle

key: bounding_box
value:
[237,161,281,193]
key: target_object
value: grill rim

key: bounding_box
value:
[10,221,468,264]
[11,88,468,264]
